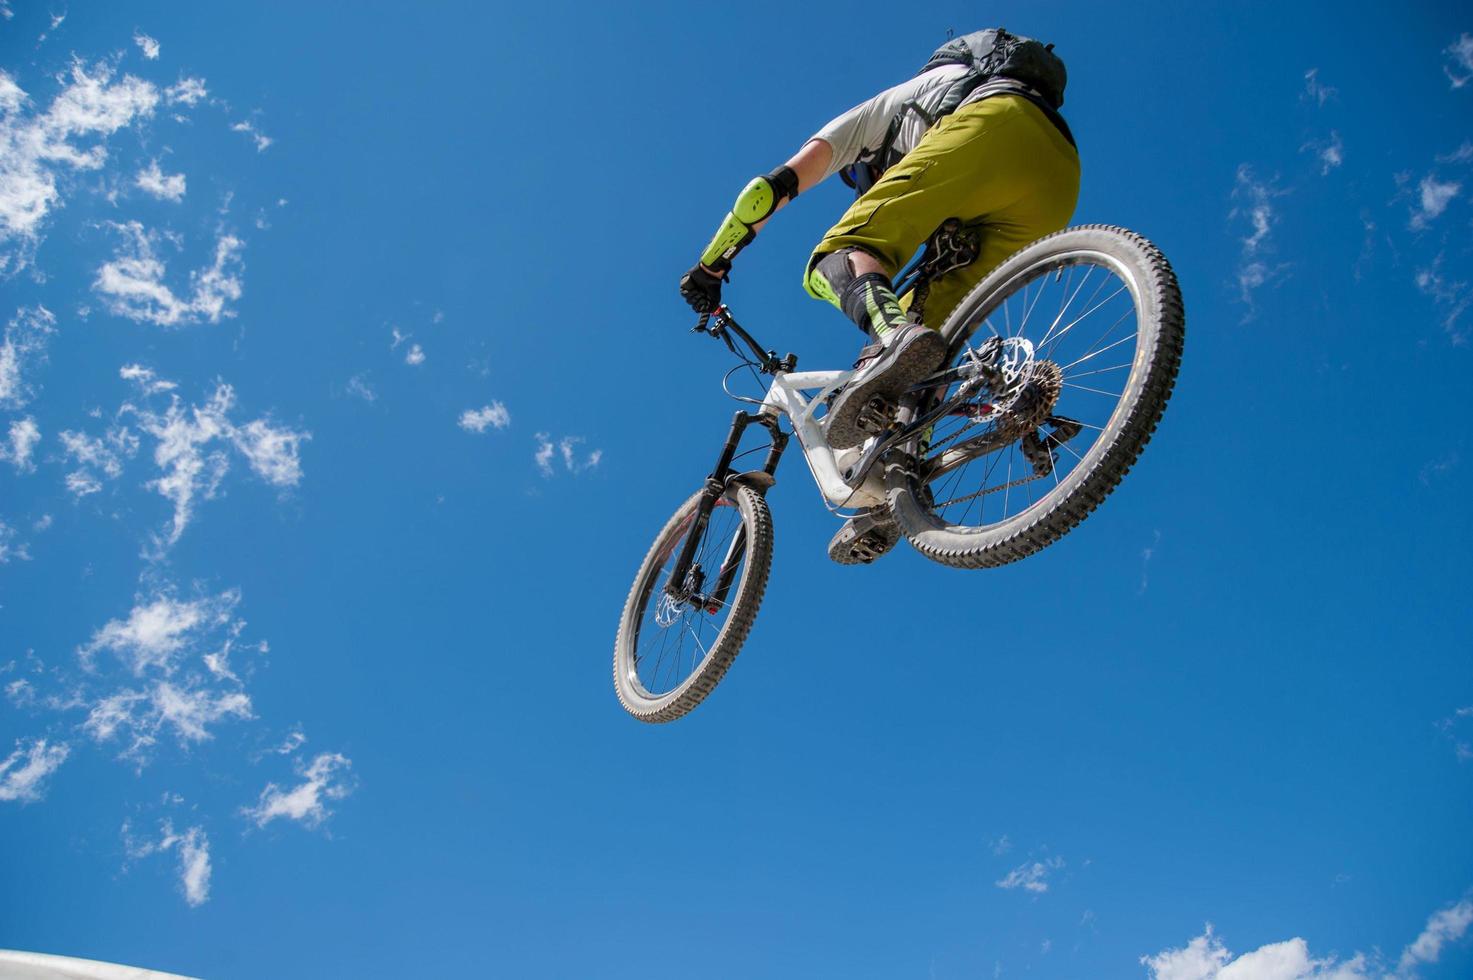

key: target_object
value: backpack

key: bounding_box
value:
[923,28,1068,115]
[852,28,1071,189]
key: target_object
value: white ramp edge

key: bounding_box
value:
[0,951,200,980]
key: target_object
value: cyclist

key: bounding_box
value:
[680,28,1081,563]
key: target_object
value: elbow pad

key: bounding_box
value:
[699,166,801,271]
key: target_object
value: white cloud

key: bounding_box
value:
[1399,899,1473,975]
[1230,166,1289,313]
[120,362,177,395]
[0,61,161,273]
[345,373,375,402]
[123,820,212,907]
[65,470,102,496]
[272,729,306,755]
[59,423,139,496]
[0,518,28,562]
[133,32,161,60]
[80,589,240,675]
[230,119,272,152]
[126,375,307,547]
[1446,33,1473,89]
[1414,254,1471,346]
[60,370,307,546]
[243,751,353,829]
[995,856,1064,894]
[164,77,207,107]
[0,415,39,470]
[0,737,69,803]
[459,402,510,433]
[231,418,308,486]
[135,159,185,201]
[92,221,244,327]
[1139,528,1162,595]
[74,585,261,763]
[85,683,252,758]
[1437,142,1473,165]
[1410,176,1461,230]
[1302,68,1336,106]
[534,432,602,477]
[176,826,211,906]
[1143,900,1473,980]
[405,343,425,366]
[0,306,57,409]
[1304,131,1343,176]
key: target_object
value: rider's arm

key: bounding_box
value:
[695,140,832,275]
[694,67,965,275]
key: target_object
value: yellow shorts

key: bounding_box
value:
[807,95,1081,329]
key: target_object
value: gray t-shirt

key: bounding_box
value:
[809,64,971,182]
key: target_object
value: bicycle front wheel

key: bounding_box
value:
[613,485,772,723]
[887,225,1184,569]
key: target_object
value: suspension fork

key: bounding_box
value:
[667,410,788,605]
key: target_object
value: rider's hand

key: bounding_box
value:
[680,264,725,314]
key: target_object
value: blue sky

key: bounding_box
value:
[2,2,1471,977]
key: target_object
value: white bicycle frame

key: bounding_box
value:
[759,366,889,511]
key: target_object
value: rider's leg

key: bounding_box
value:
[819,95,1080,562]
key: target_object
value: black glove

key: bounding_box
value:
[679,264,725,314]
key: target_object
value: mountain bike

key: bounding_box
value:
[614,225,1184,722]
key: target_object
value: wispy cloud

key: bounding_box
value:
[0,306,57,409]
[59,423,139,496]
[1300,131,1343,176]
[92,221,244,327]
[135,159,186,201]
[0,415,39,470]
[459,402,510,433]
[345,372,375,402]
[0,737,69,803]
[1414,254,1471,346]
[79,587,255,763]
[1446,33,1473,90]
[243,752,354,829]
[534,432,602,477]
[0,60,162,274]
[1399,899,1473,975]
[132,31,160,60]
[230,118,272,152]
[995,856,1064,894]
[1143,899,1473,980]
[59,368,307,545]
[0,519,29,563]
[164,77,207,107]
[1229,166,1289,315]
[405,343,425,366]
[123,819,212,907]
[80,588,240,675]
[1437,705,1473,761]
[1302,68,1336,106]
[1410,176,1461,231]
[1138,529,1162,595]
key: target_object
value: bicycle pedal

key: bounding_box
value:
[856,395,897,434]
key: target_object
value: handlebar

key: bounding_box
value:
[690,305,796,376]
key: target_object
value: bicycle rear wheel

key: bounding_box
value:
[887,225,1184,568]
[613,485,772,723]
